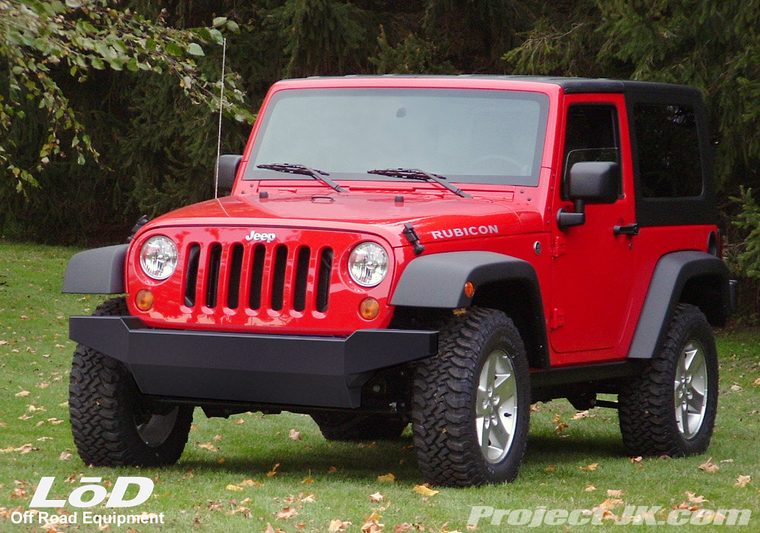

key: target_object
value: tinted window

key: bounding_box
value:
[562,105,620,199]
[246,88,549,186]
[634,104,703,198]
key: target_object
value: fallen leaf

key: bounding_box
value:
[212,434,222,442]
[572,410,590,420]
[607,489,626,498]
[555,422,569,433]
[369,492,385,503]
[236,418,245,425]
[545,465,555,472]
[552,414,563,424]
[226,484,243,491]
[301,493,316,503]
[730,384,743,392]
[196,442,219,452]
[395,524,415,533]
[580,462,599,471]
[597,498,625,510]
[720,458,734,463]
[289,429,302,441]
[686,491,708,503]
[698,457,719,473]
[58,452,72,461]
[15,390,30,397]
[329,519,352,532]
[264,522,286,533]
[240,479,264,487]
[530,404,540,412]
[630,456,643,464]
[753,377,760,387]
[362,512,384,533]
[184,470,194,479]
[327,466,338,474]
[378,473,396,483]
[301,477,315,485]
[584,484,597,492]
[735,475,752,488]
[673,502,698,512]
[412,484,439,497]
[275,507,298,520]
[267,463,280,477]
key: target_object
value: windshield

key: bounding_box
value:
[245,88,549,186]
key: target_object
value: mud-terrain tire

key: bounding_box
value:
[312,412,408,441]
[619,304,718,457]
[412,307,530,487]
[69,297,193,466]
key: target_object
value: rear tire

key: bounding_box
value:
[412,308,530,487]
[69,298,193,466]
[618,304,718,457]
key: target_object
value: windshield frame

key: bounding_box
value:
[243,87,550,187]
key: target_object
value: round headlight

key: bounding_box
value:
[140,236,178,280]
[348,242,388,288]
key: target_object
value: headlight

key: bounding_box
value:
[140,236,178,280]
[348,242,388,287]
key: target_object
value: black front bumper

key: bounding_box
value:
[70,316,438,409]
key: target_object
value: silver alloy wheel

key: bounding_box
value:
[476,348,519,463]
[136,407,180,447]
[673,340,708,439]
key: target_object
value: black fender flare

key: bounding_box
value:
[62,244,128,294]
[628,251,731,360]
[390,251,549,368]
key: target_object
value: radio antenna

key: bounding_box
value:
[214,37,228,199]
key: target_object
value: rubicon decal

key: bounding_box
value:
[431,225,499,240]
[245,230,277,243]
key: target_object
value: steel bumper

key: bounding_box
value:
[69,316,438,409]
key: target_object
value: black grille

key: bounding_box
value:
[183,242,333,313]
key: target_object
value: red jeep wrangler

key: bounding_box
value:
[64,76,736,487]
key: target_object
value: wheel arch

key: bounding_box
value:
[62,244,128,294]
[628,250,731,360]
[390,251,550,369]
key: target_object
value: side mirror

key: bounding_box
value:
[558,161,620,229]
[216,154,243,195]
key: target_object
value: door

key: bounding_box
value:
[550,96,637,362]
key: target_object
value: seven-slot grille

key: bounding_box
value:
[183,241,334,314]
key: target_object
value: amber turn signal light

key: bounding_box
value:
[135,289,154,311]
[464,281,475,298]
[359,298,380,320]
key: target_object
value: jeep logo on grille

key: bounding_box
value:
[244,230,277,243]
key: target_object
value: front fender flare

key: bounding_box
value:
[390,251,539,308]
[62,244,128,294]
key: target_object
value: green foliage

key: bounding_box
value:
[732,188,760,279]
[0,0,253,194]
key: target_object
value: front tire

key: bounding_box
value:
[69,298,193,466]
[618,304,718,457]
[412,308,530,487]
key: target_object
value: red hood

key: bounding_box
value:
[141,188,545,247]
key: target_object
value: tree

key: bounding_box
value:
[0,0,252,195]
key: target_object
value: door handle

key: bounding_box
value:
[614,223,639,236]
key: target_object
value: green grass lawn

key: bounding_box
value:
[0,241,758,532]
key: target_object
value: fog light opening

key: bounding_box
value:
[359,298,380,320]
[136,289,154,311]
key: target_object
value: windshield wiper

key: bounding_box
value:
[257,163,347,193]
[367,168,471,198]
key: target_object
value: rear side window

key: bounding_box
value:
[633,103,702,198]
